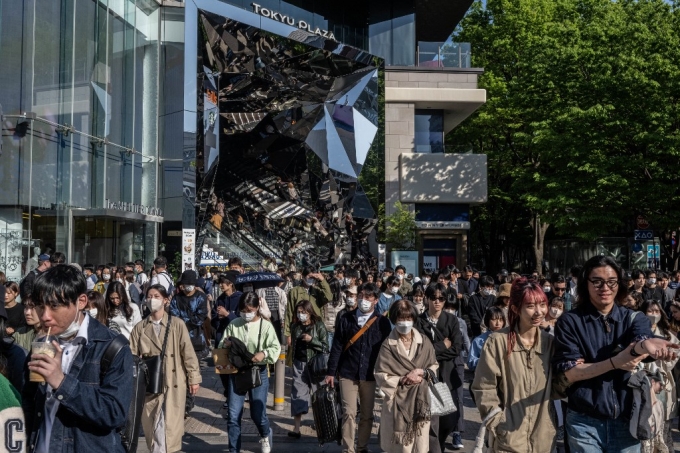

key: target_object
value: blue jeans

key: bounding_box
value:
[226,367,272,452]
[327,331,334,348]
[566,409,640,453]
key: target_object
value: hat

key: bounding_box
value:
[179,270,197,286]
[499,269,509,277]
[223,270,239,284]
[498,283,512,299]
[38,254,50,262]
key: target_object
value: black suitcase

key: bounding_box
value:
[311,384,342,446]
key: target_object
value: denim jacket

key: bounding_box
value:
[22,317,133,453]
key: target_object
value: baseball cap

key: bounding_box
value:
[38,254,50,261]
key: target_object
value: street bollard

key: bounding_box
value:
[274,349,286,411]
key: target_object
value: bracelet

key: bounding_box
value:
[630,342,643,357]
[609,358,616,370]
[640,339,647,351]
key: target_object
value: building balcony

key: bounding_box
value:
[416,42,471,69]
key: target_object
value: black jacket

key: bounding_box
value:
[327,309,392,381]
[467,293,496,336]
[416,311,463,391]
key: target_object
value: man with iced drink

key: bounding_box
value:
[22,264,133,453]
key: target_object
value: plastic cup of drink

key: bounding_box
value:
[30,336,58,383]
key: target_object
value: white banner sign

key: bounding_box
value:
[182,229,196,272]
[422,256,438,273]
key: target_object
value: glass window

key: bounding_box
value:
[415,204,469,222]
[414,109,444,153]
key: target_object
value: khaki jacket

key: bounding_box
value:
[130,313,202,452]
[471,327,556,453]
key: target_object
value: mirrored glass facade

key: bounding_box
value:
[195,7,381,265]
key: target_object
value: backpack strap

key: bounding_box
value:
[101,334,130,378]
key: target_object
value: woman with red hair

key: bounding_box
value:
[471,278,557,452]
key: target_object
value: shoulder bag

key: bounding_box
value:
[144,313,172,395]
[343,316,378,352]
[307,323,329,380]
[426,368,457,416]
[233,319,264,395]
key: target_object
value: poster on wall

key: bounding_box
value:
[391,251,419,277]
[423,256,438,274]
[182,229,196,272]
[0,222,23,282]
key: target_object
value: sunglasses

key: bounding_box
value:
[431,297,446,303]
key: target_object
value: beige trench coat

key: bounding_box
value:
[471,327,556,453]
[374,328,439,453]
[130,313,202,452]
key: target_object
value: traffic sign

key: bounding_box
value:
[636,215,650,230]
[634,230,653,241]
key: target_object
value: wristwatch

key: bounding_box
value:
[630,341,643,357]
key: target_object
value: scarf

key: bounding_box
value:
[374,330,437,446]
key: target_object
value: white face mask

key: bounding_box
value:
[391,286,401,293]
[445,309,456,315]
[647,278,657,286]
[146,297,164,313]
[543,286,551,293]
[359,299,373,313]
[549,307,563,319]
[481,288,494,296]
[58,308,81,340]
[184,285,195,293]
[647,313,661,325]
[343,278,351,286]
[87,308,98,318]
[102,274,111,281]
[206,273,212,279]
[395,321,413,335]
[396,273,404,280]
[297,313,309,323]
[306,278,316,286]
[346,297,356,307]
[422,277,430,285]
[241,311,256,322]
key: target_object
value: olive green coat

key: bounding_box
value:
[286,320,328,367]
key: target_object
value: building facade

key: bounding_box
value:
[0,0,485,278]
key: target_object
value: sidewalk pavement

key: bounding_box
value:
[137,357,680,452]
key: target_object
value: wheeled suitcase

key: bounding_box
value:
[311,384,342,446]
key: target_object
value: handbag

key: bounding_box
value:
[426,369,457,416]
[308,347,330,381]
[213,347,238,374]
[232,319,263,395]
[143,313,172,395]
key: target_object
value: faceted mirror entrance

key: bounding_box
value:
[196,9,381,266]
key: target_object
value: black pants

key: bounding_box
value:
[429,416,443,453]
[450,360,465,433]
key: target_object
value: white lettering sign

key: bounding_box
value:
[252,3,336,41]
[105,199,163,217]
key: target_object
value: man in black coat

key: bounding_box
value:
[416,283,464,452]
[466,275,496,338]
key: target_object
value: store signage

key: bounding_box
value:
[634,229,653,241]
[182,229,196,271]
[416,221,471,230]
[105,199,163,217]
[251,3,336,40]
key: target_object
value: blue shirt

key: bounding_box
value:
[468,330,491,372]
[552,302,652,420]
[377,293,402,315]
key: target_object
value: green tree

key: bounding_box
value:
[385,201,417,250]
[451,0,680,274]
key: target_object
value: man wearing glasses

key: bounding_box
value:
[553,256,680,452]
[325,283,391,453]
[550,275,568,308]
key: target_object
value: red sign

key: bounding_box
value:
[636,215,650,230]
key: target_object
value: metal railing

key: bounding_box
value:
[416,42,471,69]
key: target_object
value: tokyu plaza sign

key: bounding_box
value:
[251,3,336,40]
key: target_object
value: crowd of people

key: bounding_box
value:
[3,251,680,453]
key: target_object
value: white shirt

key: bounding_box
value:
[37,314,90,453]
[150,271,173,292]
[136,272,149,286]
[110,303,142,339]
[357,311,371,327]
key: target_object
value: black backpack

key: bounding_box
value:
[101,335,148,453]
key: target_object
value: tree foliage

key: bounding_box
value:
[385,201,417,250]
[450,0,680,273]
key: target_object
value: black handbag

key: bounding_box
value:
[307,325,329,380]
[144,313,172,395]
[232,319,263,395]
